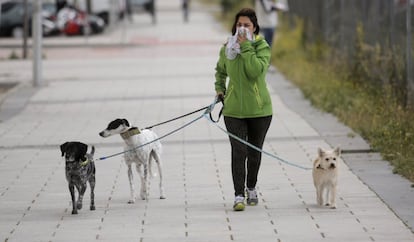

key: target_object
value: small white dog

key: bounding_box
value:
[312,147,341,209]
[99,118,165,203]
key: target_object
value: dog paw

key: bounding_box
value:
[127,200,135,204]
[77,203,83,210]
[71,210,78,214]
[90,205,96,210]
[330,204,337,209]
[160,196,166,199]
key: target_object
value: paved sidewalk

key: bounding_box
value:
[0,0,413,241]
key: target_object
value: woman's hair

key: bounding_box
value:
[231,8,260,35]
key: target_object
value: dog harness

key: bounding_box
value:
[121,127,141,140]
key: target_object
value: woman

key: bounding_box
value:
[214,8,273,211]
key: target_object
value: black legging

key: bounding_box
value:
[224,115,272,196]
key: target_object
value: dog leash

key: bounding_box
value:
[96,100,219,161]
[96,98,311,170]
[144,99,222,129]
[203,100,312,171]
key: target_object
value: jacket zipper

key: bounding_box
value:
[239,61,243,114]
[254,83,263,109]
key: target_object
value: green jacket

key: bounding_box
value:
[215,35,273,118]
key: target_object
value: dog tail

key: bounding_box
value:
[149,149,159,178]
[149,158,157,178]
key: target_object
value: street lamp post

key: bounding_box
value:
[32,0,43,87]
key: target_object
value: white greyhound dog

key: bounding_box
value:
[99,118,165,203]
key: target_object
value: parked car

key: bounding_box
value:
[0,0,59,38]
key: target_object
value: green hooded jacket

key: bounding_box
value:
[215,35,273,118]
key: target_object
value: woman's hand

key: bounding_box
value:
[216,92,225,102]
[237,32,248,44]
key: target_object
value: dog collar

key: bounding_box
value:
[80,158,90,166]
[121,127,141,139]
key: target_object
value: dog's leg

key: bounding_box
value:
[324,185,335,207]
[89,174,96,210]
[329,184,337,209]
[137,163,148,200]
[69,184,77,214]
[127,164,136,204]
[152,151,165,199]
[316,186,323,206]
[76,183,86,210]
[324,188,330,207]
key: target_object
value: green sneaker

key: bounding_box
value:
[233,195,245,211]
[246,188,258,206]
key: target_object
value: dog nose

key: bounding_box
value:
[330,163,336,169]
[99,131,104,137]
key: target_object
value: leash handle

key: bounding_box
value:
[209,108,223,123]
[206,96,223,123]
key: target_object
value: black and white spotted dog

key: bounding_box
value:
[99,118,165,203]
[60,141,96,214]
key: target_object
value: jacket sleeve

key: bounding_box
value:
[214,46,227,94]
[239,40,270,81]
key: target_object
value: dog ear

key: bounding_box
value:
[313,158,321,169]
[317,147,325,158]
[334,147,341,156]
[122,119,130,127]
[60,142,69,157]
[90,145,95,156]
[77,142,88,162]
